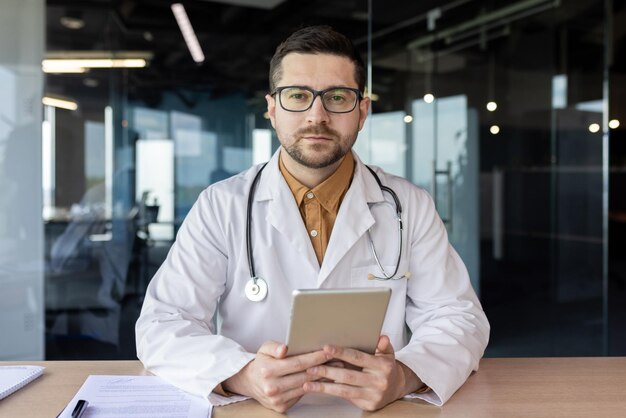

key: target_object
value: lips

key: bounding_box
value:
[303,136,332,141]
[295,126,339,141]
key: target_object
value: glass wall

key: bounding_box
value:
[0,0,623,360]
[366,0,621,356]
[0,0,45,360]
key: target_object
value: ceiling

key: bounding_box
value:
[46,0,374,106]
[45,0,621,112]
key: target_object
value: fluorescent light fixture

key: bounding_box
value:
[43,65,87,74]
[42,51,152,73]
[171,3,205,63]
[42,96,78,111]
[60,16,85,30]
[43,58,146,73]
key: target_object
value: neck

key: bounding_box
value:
[279,149,344,189]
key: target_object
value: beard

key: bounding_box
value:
[280,125,357,169]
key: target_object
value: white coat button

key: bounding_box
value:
[310,229,318,237]
[306,192,314,199]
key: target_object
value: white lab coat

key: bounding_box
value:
[136,149,489,406]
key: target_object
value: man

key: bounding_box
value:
[136,25,489,413]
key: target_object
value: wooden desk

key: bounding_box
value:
[1,358,625,417]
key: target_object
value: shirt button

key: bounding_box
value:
[306,192,314,199]
[310,229,318,237]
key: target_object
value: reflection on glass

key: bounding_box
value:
[412,95,479,294]
[136,139,174,241]
[355,111,406,177]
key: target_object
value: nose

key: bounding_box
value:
[306,95,330,124]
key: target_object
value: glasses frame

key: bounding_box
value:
[271,86,363,114]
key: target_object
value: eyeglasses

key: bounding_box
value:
[271,86,362,114]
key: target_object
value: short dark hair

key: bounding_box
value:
[269,25,366,93]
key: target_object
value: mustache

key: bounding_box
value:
[295,126,339,138]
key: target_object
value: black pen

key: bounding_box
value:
[71,399,89,418]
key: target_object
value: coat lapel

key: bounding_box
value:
[253,150,388,285]
[317,153,385,285]
[254,151,320,274]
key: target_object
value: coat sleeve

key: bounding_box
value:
[394,187,490,405]
[135,189,254,405]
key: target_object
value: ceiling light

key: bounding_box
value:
[42,96,78,111]
[609,119,620,129]
[42,51,152,73]
[44,58,146,69]
[60,11,84,30]
[486,101,498,111]
[42,58,147,73]
[490,125,500,135]
[588,123,600,133]
[171,3,205,63]
[403,115,413,123]
[423,93,435,103]
[43,66,87,74]
[83,78,99,87]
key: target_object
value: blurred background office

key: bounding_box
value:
[1,0,625,361]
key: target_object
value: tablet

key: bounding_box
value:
[285,288,391,356]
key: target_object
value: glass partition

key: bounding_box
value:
[0,0,45,361]
[1,0,617,359]
[368,0,610,355]
[41,1,371,359]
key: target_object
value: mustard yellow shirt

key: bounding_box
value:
[279,152,354,265]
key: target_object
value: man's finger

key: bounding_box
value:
[303,380,364,400]
[325,360,345,368]
[275,350,331,376]
[307,364,377,388]
[323,345,376,368]
[263,386,307,413]
[374,335,394,355]
[267,370,321,394]
[257,340,288,359]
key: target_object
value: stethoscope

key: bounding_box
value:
[244,162,411,302]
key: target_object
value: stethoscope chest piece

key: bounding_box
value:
[245,277,268,302]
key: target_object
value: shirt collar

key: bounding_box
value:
[279,151,355,212]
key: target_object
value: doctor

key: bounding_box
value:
[136,25,489,413]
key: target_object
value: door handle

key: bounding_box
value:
[432,160,452,230]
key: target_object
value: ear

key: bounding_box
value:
[265,94,277,129]
[357,96,370,131]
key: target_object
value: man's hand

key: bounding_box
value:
[302,336,423,411]
[222,340,331,413]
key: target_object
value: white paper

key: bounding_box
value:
[0,365,44,400]
[58,375,212,418]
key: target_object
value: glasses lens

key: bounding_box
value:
[279,87,314,111]
[322,88,357,113]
